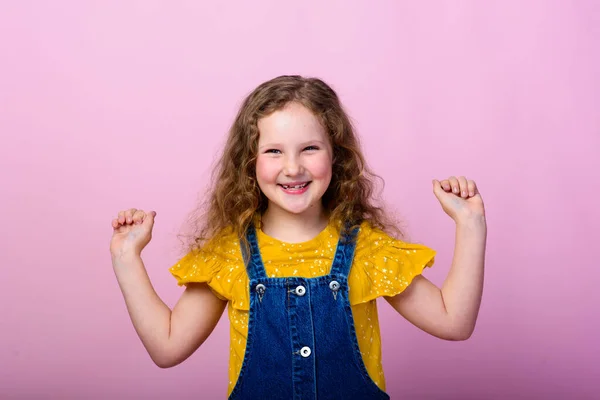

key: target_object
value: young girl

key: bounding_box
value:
[110,75,487,400]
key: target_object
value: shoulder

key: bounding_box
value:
[201,227,243,261]
[354,220,400,254]
[355,220,433,255]
[169,226,249,308]
[348,220,436,305]
[169,227,244,282]
[356,220,392,242]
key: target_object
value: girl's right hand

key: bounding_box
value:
[110,208,157,258]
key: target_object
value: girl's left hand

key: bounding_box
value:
[432,176,485,223]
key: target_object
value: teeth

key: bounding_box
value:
[282,183,308,189]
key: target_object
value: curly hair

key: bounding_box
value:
[179,75,402,255]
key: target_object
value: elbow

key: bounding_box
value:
[447,330,473,341]
[150,350,181,369]
[445,325,475,341]
[438,312,477,341]
[154,358,177,369]
[151,354,175,369]
[435,320,475,341]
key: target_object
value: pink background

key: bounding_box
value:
[1,1,598,399]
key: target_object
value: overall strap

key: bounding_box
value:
[240,223,268,280]
[329,222,361,277]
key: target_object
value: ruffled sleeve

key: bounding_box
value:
[169,229,250,310]
[348,223,436,305]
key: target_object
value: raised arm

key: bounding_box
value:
[110,208,227,367]
[386,177,487,340]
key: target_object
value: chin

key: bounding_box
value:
[265,194,322,217]
[275,203,316,216]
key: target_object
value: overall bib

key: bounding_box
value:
[228,223,390,400]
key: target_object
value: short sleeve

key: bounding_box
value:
[348,223,436,305]
[168,230,250,310]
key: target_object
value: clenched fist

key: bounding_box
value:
[432,176,485,223]
[110,208,156,258]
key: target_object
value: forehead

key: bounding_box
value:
[257,102,328,144]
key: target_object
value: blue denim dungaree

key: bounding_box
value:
[228,223,390,400]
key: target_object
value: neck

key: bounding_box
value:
[260,204,329,243]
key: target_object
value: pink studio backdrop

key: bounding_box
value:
[1,1,598,399]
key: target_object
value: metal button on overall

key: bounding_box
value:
[300,346,311,358]
[295,285,306,296]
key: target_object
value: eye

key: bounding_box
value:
[264,149,281,154]
[303,145,319,151]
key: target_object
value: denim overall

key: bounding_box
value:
[228,223,390,400]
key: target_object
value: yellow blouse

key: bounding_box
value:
[169,221,436,397]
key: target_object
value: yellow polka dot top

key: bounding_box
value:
[169,220,436,397]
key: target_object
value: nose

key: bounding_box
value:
[283,155,303,176]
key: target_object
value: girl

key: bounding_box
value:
[110,75,487,400]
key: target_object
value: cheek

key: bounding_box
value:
[256,157,279,184]
[309,155,333,180]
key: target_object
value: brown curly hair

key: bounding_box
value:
[180,75,402,255]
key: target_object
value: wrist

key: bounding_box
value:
[111,248,142,265]
[455,213,487,231]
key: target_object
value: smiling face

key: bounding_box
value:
[256,102,333,220]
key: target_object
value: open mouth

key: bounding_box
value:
[278,182,311,190]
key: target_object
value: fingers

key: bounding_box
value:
[132,209,146,224]
[442,176,460,194]
[467,179,477,197]
[432,179,443,195]
[440,179,452,192]
[437,176,478,198]
[125,208,137,224]
[457,176,468,198]
[112,209,156,229]
[118,209,134,225]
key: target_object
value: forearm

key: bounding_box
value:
[440,214,487,337]
[112,252,173,363]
